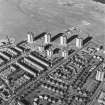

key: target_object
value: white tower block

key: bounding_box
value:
[44,33,51,44]
[27,32,34,44]
[38,45,44,52]
[46,48,52,58]
[76,37,83,48]
[60,35,67,46]
[96,70,104,81]
[61,49,68,59]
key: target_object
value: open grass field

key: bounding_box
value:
[0,0,105,44]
